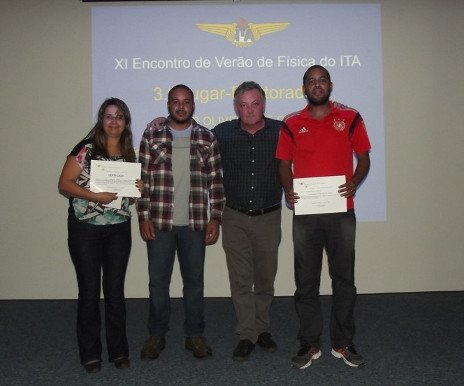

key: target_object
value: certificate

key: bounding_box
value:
[294,176,347,215]
[90,160,141,198]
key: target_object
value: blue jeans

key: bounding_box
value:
[146,226,206,337]
[67,215,131,364]
[293,211,357,349]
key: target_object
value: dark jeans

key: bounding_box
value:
[68,215,131,364]
[146,226,206,337]
[293,211,357,349]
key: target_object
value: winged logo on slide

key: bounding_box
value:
[196,18,289,47]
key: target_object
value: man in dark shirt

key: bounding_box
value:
[212,81,282,361]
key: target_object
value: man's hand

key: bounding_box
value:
[139,221,156,241]
[339,151,370,198]
[205,220,220,245]
[284,190,300,208]
[147,117,167,130]
[338,180,357,198]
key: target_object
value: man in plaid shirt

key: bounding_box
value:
[137,84,225,360]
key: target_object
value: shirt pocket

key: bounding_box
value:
[195,145,212,168]
[149,142,169,165]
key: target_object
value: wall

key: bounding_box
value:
[0,0,463,299]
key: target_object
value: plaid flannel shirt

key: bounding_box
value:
[136,119,225,231]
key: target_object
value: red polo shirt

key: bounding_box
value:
[276,102,371,210]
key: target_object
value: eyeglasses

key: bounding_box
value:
[103,114,125,121]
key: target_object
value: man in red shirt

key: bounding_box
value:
[276,65,371,369]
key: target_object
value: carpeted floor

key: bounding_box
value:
[0,292,463,385]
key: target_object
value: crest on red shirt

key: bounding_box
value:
[333,120,346,132]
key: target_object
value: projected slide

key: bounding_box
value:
[92,3,385,221]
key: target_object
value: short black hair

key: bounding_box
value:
[168,84,194,101]
[303,65,331,84]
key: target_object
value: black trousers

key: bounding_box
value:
[68,215,131,364]
[293,211,357,349]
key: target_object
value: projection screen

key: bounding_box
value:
[92,3,386,221]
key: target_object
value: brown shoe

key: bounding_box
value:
[83,360,101,373]
[185,336,212,358]
[114,356,130,370]
[140,336,166,360]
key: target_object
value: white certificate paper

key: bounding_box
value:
[90,160,141,198]
[294,176,347,215]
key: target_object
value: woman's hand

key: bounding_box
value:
[94,192,118,204]
[136,179,144,195]
[59,156,117,204]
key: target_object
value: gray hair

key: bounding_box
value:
[233,81,266,105]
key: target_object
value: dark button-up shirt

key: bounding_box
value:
[212,117,282,211]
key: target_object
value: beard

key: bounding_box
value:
[307,88,331,106]
[169,110,192,125]
[170,115,191,125]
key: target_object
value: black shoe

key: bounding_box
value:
[331,345,365,367]
[257,332,277,352]
[83,360,101,373]
[114,356,130,370]
[232,339,255,361]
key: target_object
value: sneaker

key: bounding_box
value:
[185,336,212,358]
[140,336,166,360]
[331,345,365,367]
[257,332,277,352]
[291,346,321,369]
[232,339,255,361]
